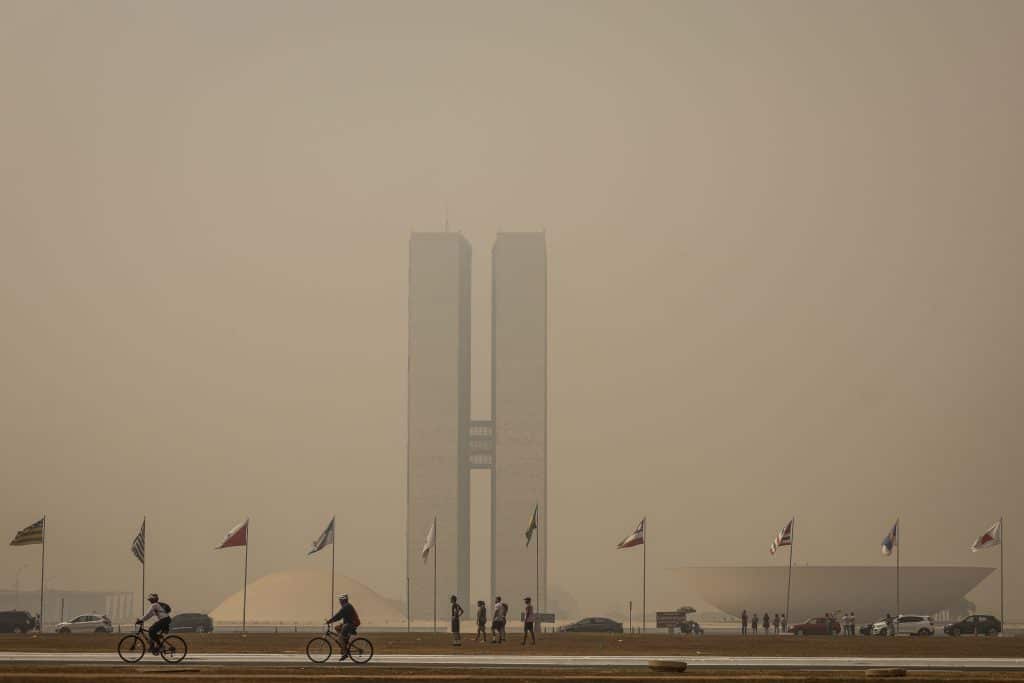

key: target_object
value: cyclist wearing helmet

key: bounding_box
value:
[136,593,172,652]
[326,594,361,659]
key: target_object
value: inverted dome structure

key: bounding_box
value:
[210,568,404,625]
[675,566,993,622]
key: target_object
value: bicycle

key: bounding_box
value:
[306,627,374,664]
[117,623,188,664]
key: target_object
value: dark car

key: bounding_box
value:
[170,613,214,633]
[788,617,841,636]
[944,614,1001,637]
[559,617,623,633]
[0,610,37,634]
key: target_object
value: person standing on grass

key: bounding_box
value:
[522,597,536,645]
[450,595,464,646]
[741,609,748,635]
[475,600,487,641]
[762,612,769,634]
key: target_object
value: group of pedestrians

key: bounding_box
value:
[449,595,535,646]
[835,611,857,636]
[740,610,785,635]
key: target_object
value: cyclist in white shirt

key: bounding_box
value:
[136,593,172,652]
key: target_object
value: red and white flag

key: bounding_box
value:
[971,520,1002,552]
[617,518,645,549]
[216,519,249,549]
[770,518,794,555]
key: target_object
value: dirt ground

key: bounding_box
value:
[2,667,1024,683]
[0,632,1021,658]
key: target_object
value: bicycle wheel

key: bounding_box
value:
[160,635,188,663]
[348,637,373,664]
[306,636,333,663]
[117,635,146,663]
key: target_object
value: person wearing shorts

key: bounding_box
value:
[491,597,507,643]
[522,597,536,645]
[450,595,464,646]
[475,601,487,641]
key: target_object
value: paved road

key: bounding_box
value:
[3,652,1024,670]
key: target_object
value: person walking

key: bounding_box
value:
[492,596,507,643]
[522,597,536,646]
[475,601,487,641]
[450,595,464,646]
[741,610,748,636]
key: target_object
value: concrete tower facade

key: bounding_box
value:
[406,233,472,621]
[407,231,547,622]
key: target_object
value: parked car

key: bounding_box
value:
[787,616,841,636]
[170,613,214,633]
[944,614,1002,637]
[870,614,934,636]
[56,614,112,634]
[677,619,704,636]
[559,617,623,633]
[0,610,37,634]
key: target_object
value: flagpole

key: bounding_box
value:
[536,503,540,625]
[242,522,249,634]
[1000,516,1004,629]
[331,527,336,618]
[642,518,646,634]
[141,517,146,618]
[406,576,411,632]
[785,518,794,628]
[39,516,46,632]
[896,518,900,635]
[433,515,437,634]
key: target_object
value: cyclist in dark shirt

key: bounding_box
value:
[326,595,360,659]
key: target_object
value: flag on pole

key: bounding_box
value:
[308,517,335,555]
[971,520,1002,552]
[131,519,146,563]
[617,518,645,549]
[421,519,436,562]
[881,519,899,556]
[525,505,539,547]
[10,518,45,546]
[769,519,794,555]
[216,519,249,549]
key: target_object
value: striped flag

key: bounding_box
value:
[617,518,645,549]
[10,518,44,546]
[308,516,335,555]
[769,519,793,555]
[216,519,249,549]
[131,519,146,563]
[971,520,1002,552]
[525,505,539,547]
[881,519,899,556]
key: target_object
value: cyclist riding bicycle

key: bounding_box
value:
[326,594,361,660]
[136,593,172,653]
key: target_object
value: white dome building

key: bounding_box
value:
[210,568,405,626]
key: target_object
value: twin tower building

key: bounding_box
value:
[406,232,548,620]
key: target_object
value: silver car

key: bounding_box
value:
[56,613,113,634]
[871,614,934,636]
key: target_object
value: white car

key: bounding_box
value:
[56,614,113,634]
[870,614,934,636]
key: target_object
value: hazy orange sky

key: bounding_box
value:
[1,0,1021,620]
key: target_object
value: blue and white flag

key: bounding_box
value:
[881,519,899,556]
